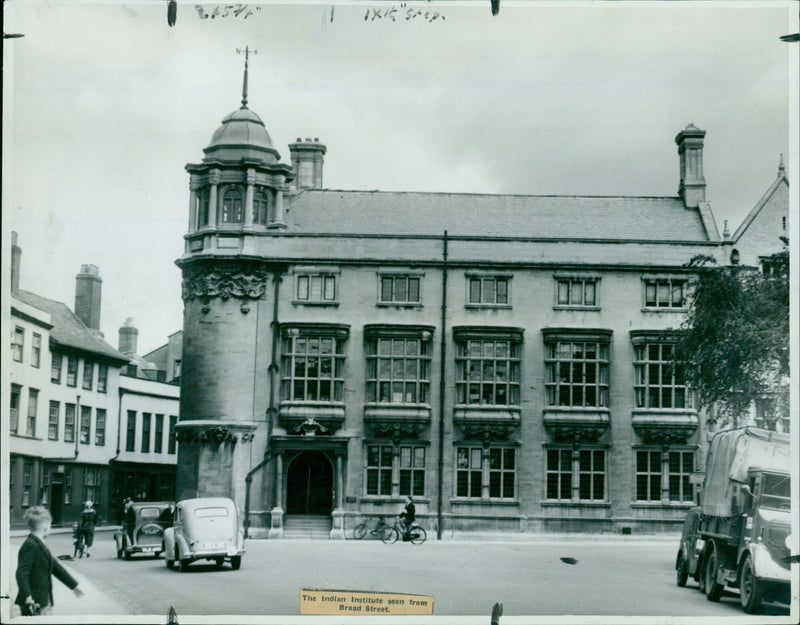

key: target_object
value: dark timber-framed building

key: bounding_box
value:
[173,70,789,538]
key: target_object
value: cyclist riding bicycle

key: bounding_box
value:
[399,496,416,540]
[77,501,97,557]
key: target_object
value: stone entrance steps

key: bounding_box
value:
[283,514,332,539]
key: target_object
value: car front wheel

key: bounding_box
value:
[676,552,689,587]
[231,555,242,570]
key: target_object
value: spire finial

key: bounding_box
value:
[236,46,257,109]
[778,153,786,177]
[722,219,730,240]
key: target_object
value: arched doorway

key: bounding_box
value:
[285,452,333,515]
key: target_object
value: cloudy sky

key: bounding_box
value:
[3,0,796,355]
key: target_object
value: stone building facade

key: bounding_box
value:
[174,79,788,537]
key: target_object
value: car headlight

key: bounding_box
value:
[785,534,793,551]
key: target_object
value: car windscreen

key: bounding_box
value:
[139,507,163,520]
[194,507,230,518]
[761,474,791,510]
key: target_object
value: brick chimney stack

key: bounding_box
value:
[118,318,139,355]
[11,231,21,295]
[75,264,102,332]
[675,123,706,208]
[289,137,326,190]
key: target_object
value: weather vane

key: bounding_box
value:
[236,46,258,108]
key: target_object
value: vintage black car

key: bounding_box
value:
[114,501,174,559]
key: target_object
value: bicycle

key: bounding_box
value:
[352,516,390,540]
[380,516,427,545]
[72,522,86,558]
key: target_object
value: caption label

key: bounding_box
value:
[300,589,434,615]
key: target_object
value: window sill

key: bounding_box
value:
[292,300,340,307]
[465,304,512,310]
[641,307,688,313]
[10,433,42,441]
[631,409,698,415]
[553,305,601,312]
[543,407,610,413]
[450,498,520,506]
[376,302,424,309]
[540,501,611,508]
[360,496,431,505]
[631,502,696,509]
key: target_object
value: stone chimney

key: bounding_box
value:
[118,317,139,355]
[74,264,102,331]
[675,123,706,208]
[289,137,326,190]
[11,231,21,295]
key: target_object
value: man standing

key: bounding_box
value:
[124,498,136,546]
[15,506,84,615]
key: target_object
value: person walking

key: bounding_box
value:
[77,501,98,557]
[15,506,84,616]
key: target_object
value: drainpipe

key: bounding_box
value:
[74,394,81,458]
[113,388,126,460]
[437,231,448,539]
[244,270,282,538]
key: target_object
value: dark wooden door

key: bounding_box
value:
[286,452,333,514]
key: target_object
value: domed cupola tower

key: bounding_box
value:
[175,49,292,507]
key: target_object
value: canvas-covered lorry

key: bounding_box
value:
[685,427,792,612]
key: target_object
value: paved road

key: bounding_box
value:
[7,532,792,620]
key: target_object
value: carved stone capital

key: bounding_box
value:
[175,425,239,445]
[182,262,269,302]
[453,407,521,441]
[548,425,607,444]
[633,425,698,446]
[367,420,429,442]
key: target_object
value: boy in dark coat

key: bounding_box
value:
[15,506,83,615]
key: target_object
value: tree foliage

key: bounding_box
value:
[674,249,789,428]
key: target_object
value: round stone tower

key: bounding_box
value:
[175,51,293,508]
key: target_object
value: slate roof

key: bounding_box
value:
[15,290,129,364]
[284,191,711,241]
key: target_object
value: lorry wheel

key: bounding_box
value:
[739,555,763,614]
[698,556,707,593]
[704,546,724,601]
[676,552,689,587]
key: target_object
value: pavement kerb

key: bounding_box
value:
[10,526,679,542]
[9,525,122,538]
